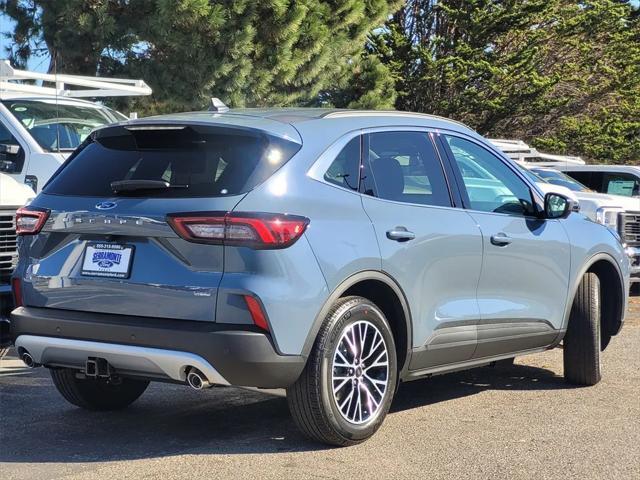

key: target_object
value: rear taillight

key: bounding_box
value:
[167,212,309,249]
[16,207,50,235]
[12,278,23,307]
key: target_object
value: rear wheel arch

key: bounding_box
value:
[302,271,412,375]
[564,254,625,350]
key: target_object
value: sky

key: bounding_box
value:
[2,1,639,74]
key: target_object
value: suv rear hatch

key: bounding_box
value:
[19,121,301,321]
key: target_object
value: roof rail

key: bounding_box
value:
[0,60,152,98]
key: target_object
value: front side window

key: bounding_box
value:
[0,120,25,173]
[362,131,451,207]
[2,99,123,152]
[444,135,535,216]
[324,136,360,191]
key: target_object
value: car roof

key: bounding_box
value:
[140,107,470,126]
[121,108,476,144]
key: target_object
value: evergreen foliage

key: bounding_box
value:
[367,0,640,163]
[2,0,638,162]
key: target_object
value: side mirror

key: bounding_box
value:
[544,192,574,219]
[0,143,21,155]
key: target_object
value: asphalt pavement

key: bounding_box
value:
[1,304,639,480]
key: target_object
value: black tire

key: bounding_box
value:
[50,368,149,411]
[287,296,398,446]
[563,272,601,386]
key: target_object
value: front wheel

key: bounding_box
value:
[563,272,601,386]
[287,296,398,446]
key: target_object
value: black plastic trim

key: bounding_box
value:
[10,306,305,388]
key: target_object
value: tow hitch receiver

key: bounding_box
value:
[85,357,112,378]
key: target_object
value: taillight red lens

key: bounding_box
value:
[11,278,23,307]
[16,207,50,235]
[167,212,309,249]
[244,295,269,331]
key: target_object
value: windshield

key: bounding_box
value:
[2,99,126,152]
[530,168,589,192]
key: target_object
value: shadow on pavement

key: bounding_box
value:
[0,359,571,463]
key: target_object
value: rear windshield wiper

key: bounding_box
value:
[110,179,188,193]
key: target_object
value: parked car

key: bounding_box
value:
[559,165,640,199]
[10,108,628,446]
[490,139,640,286]
[0,60,151,192]
[0,173,34,352]
[488,138,585,167]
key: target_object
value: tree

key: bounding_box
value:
[1,0,136,74]
[367,0,640,163]
[1,0,401,111]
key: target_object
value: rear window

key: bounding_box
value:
[43,124,301,197]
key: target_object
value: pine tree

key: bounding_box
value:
[368,0,640,163]
[1,0,401,111]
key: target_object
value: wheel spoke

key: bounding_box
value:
[362,332,382,362]
[335,349,352,368]
[361,383,380,411]
[333,377,350,394]
[365,350,388,371]
[364,373,386,396]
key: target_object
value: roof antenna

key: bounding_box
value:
[208,97,229,113]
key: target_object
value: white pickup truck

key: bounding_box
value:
[0,173,34,346]
[491,139,640,285]
[0,60,151,192]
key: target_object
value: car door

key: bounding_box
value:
[359,129,484,370]
[438,134,571,359]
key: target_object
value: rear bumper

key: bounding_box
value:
[10,306,305,388]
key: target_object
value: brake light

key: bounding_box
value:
[11,278,23,307]
[16,207,50,235]
[167,212,309,249]
[244,295,269,331]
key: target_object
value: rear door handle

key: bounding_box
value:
[490,232,513,246]
[386,227,416,242]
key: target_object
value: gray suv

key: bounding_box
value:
[10,109,629,446]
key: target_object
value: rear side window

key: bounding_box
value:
[324,136,361,191]
[362,131,451,207]
[43,125,301,197]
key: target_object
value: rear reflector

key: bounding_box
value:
[244,295,269,331]
[167,212,309,249]
[11,278,23,307]
[16,207,50,235]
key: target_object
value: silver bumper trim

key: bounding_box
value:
[14,335,230,385]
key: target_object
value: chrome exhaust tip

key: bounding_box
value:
[21,351,35,368]
[186,368,211,390]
